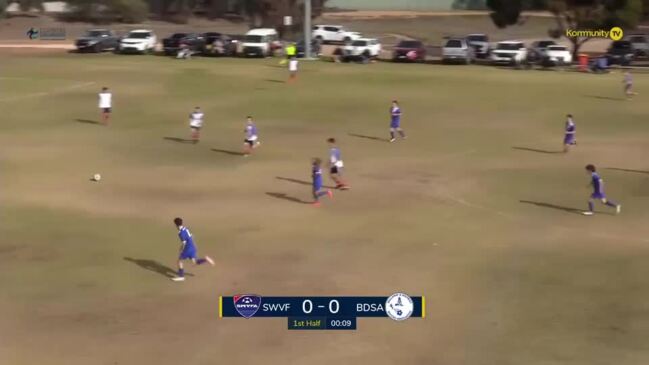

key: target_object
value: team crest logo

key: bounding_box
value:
[233,294,262,318]
[385,293,414,321]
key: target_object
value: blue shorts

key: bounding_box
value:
[390,121,400,129]
[591,192,606,200]
[313,183,323,191]
[564,134,575,144]
[179,247,197,260]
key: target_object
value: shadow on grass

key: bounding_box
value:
[211,148,245,156]
[605,167,649,175]
[512,146,563,154]
[265,192,311,204]
[163,136,194,144]
[276,176,336,189]
[264,79,285,83]
[123,257,192,278]
[348,133,389,142]
[75,118,101,125]
[520,200,584,215]
[583,95,625,101]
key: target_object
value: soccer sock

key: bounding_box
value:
[178,268,185,277]
[605,200,618,207]
[390,131,395,139]
[196,258,207,265]
[399,130,406,138]
[588,201,594,212]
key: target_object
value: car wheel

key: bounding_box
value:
[93,44,102,53]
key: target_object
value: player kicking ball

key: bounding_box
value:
[327,138,349,190]
[312,158,333,207]
[172,217,214,282]
[563,114,576,153]
[98,87,112,125]
[389,100,406,142]
[583,164,621,216]
[243,116,260,156]
[189,106,204,143]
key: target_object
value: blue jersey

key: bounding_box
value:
[178,226,196,250]
[591,172,604,196]
[312,165,323,188]
[245,123,257,138]
[391,106,401,125]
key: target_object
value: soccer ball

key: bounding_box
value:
[93,173,101,182]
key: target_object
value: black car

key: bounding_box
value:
[75,29,119,53]
[606,40,635,66]
[295,39,321,58]
[201,32,238,56]
[162,33,205,56]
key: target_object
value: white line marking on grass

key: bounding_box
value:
[0,81,96,102]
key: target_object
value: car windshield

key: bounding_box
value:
[548,46,567,51]
[497,43,522,50]
[467,35,487,42]
[445,39,462,48]
[128,32,150,39]
[244,35,264,43]
[611,41,632,49]
[537,41,555,48]
[397,40,422,48]
[172,33,187,39]
[86,30,107,37]
[352,40,368,46]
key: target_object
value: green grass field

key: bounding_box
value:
[2,52,649,365]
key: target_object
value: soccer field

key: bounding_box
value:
[2,52,649,365]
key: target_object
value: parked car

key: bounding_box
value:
[490,41,527,65]
[75,29,119,53]
[606,40,635,66]
[342,38,381,62]
[162,33,205,56]
[625,34,649,57]
[466,33,490,58]
[541,44,572,65]
[295,39,321,57]
[119,29,157,54]
[241,28,280,57]
[312,25,362,44]
[201,32,238,56]
[392,40,426,62]
[530,39,557,57]
[442,38,474,64]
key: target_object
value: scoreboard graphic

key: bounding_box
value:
[219,293,425,330]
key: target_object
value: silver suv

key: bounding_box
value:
[442,38,474,64]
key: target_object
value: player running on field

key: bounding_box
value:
[312,158,333,207]
[189,107,204,143]
[389,100,406,142]
[98,86,112,125]
[288,57,298,83]
[172,217,214,282]
[623,71,637,99]
[583,164,621,216]
[243,116,260,156]
[563,114,576,153]
[327,138,349,190]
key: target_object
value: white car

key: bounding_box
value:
[241,28,280,57]
[342,38,381,61]
[490,41,527,65]
[312,25,362,44]
[442,38,474,64]
[542,45,572,64]
[466,33,490,58]
[119,29,157,54]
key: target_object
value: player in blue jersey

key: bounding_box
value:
[389,100,406,142]
[172,217,214,282]
[312,158,333,207]
[583,164,621,216]
[327,138,349,190]
[243,116,260,156]
[563,114,576,153]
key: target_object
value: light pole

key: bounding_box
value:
[304,0,313,59]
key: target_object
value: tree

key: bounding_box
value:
[0,0,7,18]
[487,0,642,58]
[18,0,43,12]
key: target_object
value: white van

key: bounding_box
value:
[241,28,279,57]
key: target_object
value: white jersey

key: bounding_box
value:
[98,92,112,109]
[189,112,204,128]
[289,59,298,72]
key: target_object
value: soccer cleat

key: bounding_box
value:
[312,201,321,207]
[327,190,333,199]
[205,256,215,266]
[616,205,621,214]
[389,138,396,142]
[171,276,186,282]
[339,185,350,190]
[582,211,594,216]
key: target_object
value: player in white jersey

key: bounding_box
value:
[189,107,204,143]
[98,87,112,125]
[623,71,637,99]
[288,57,298,83]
